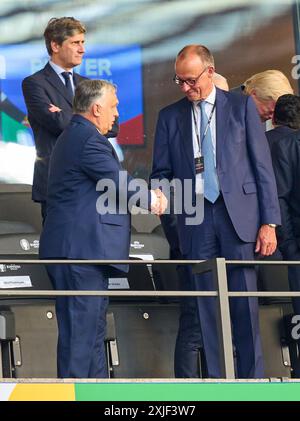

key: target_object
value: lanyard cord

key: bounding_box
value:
[192,102,216,152]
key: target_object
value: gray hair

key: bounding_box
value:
[73,79,116,114]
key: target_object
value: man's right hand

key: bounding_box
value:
[151,189,168,216]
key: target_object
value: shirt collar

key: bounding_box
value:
[193,85,216,107]
[206,85,216,105]
[49,60,74,77]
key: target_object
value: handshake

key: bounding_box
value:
[150,189,168,216]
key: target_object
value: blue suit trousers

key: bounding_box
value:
[46,263,109,378]
[174,264,203,377]
[187,196,264,378]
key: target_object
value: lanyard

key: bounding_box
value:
[192,102,216,152]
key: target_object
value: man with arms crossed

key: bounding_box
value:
[22,17,118,222]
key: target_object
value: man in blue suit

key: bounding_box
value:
[22,17,86,222]
[39,79,166,378]
[22,17,118,222]
[151,45,281,378]
[268,95,300,376]
[268,95,300,309]
[161,73,230,378]
[266,94,300,154]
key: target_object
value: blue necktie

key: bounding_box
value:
[200,101,219,203]
[61,71,74,99]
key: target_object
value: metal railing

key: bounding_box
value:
[0,258,300,379]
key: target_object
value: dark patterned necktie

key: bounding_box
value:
[61,71,74,99]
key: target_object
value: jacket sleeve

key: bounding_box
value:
[272,138,297,253]
[244,95,281,225]
[22,76,72,137]
[151,110,182,256]
[81,135,151,211]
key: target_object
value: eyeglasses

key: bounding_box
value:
[173,67,208,87]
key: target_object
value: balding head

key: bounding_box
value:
[176,45,215,67]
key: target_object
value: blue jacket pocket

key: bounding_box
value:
[242,182,257,194]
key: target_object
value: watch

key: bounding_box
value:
[267,224,277,228]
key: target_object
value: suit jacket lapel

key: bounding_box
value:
[73,72,85,88]
[216,88,230,169]
[177,98,195,174]
[44,62,73,105]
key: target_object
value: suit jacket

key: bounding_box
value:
[271,129,300,256]
[266,125,295,155]
[22,63,86,202]
[151,88,281,256]
[22,63,119,203]
[39,114,149,271]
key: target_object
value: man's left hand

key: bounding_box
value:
[255,224,277,256]
[49,103,62,113]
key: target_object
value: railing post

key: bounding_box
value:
[212,257,235,379]
[0,345,3,377]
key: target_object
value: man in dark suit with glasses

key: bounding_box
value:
[151,44,281,378]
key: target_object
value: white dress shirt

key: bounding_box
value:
[192,85,218,195]
[49,61,75,94]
